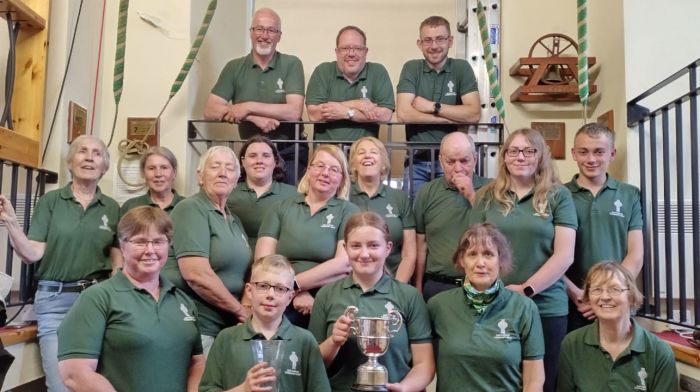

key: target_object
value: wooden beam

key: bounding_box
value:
[0,126,39,168]
[0,0,46,30]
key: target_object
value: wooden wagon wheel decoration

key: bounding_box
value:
[528,33,579,85]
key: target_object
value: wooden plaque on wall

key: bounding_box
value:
[127,117,159,147]
[531,122,565,159]
[597,110,614,131]
[67,101,87,143]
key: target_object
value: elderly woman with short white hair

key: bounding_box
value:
[162,146,251,355]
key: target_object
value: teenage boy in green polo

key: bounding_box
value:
[199,255,330,392]
[564,123,643,331]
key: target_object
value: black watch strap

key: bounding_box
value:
[433,102,441,115]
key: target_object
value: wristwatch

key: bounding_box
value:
[432,102,442,115]
[347,108,356,120]
[523,285,536,298]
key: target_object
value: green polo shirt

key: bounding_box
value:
[162,189,252,337]
[120,190,185,216]
[309,274,432,391]
[470,185,578,317]
[349,183,415,274]
[211,51,305,140]
[27,183,119,282]
[396,58,478,143]
[57,270,203,392]
[306,61,395,141]
[200,317,330,392]
[258,194,360,274]
[227,181,297,250]
[415,176,491,279]
[428,285,545,392]
[557,319,678,391]
[565,175,643,287]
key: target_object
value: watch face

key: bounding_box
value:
[524,286,535,297]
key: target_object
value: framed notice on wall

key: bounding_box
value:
[531,122,565,159]
[67,101,87,143]
[127,117,159,147]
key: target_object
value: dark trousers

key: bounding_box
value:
[279,143,308,186]
[541,315,567,392]
[422,278,461,302]
[567,300,594,333]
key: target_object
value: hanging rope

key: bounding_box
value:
[114,0,218,188]
[106,0,128,147]
[89,0,107,136]
[577,0,589,121]
[476,0,506,124]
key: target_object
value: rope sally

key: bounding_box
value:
[476,0,506,125]
[577,0,589,121]
[111,0,217,187]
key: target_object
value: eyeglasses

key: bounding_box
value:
[125,238,169,250]
[252,281,293,295]
[337,46,367,54]
[309,163,342,176]
[250,26,280,35]
[505,147,538,158]
[420,36,450,46]
[588,286,629,297]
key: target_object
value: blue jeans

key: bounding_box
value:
[403,160,444,200]
[35,285,80,392]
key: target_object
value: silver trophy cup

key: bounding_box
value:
[344,305,403,391]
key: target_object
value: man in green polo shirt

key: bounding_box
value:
[306,26,394,142]
[396,15,481,198]
[564,123,643,331]
[415,132,489,300]
[204,8,306,184]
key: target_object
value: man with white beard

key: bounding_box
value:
[204,8,306,184]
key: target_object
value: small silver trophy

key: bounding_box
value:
[344,305,403,391]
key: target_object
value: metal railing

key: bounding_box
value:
[187,120,505,195]
[628,57,700,328]
[0,159,57,307]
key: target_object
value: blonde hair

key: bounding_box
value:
[348,137,391,181]
[297,144,351,200]
[582,262,644,313]
[251,254,295,286]
[478,128,560,216]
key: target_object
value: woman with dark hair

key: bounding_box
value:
[557,262,678,391]
[58,206,204,392]
[428,223,544,391]
[309,211,434,391]
[227,135,297,249]
[0,135,121,392]
[121,146,184,215]
[471,128,577,392]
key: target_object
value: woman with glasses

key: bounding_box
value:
[0,135,120,392]
[227,136,297,250]
[428,223,545,391]
[309,211,434,392]
[58,206,205,392]
[162,146,251,355]
[557,262,678,391]
[120,146,184,215]
[256,145,360,327]
[348,137,416,282]
[470,128,577,392]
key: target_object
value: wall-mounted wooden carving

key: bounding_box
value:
[510,33,597,103]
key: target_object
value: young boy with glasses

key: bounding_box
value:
[199,255,330,392]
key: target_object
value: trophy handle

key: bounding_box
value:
[386,309,403,336]
[344,305,359,335]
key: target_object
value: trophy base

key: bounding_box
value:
[351,383,388,392]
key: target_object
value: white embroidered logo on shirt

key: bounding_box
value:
[285,351,301,376]
[610,199,625,218]
[320,213,336,229]
[180,303,196,322]
[361,85,368,99]
[494,319,516,340]
[385,301,396,313]
[445,80,456,96]
[385,204,398,218]
[634,367,647,390]
[275,78,285,93]
[99,215,111,232]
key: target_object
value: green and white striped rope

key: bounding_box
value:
[577,0,589,116]
[107,0,129,147]
[112,0,218,187]
[476,0,506,122]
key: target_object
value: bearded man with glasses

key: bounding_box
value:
[396,15,481,199]
[306,25,394,143]
[204,8,307,185]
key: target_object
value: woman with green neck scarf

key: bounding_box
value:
[427,223,545,391]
